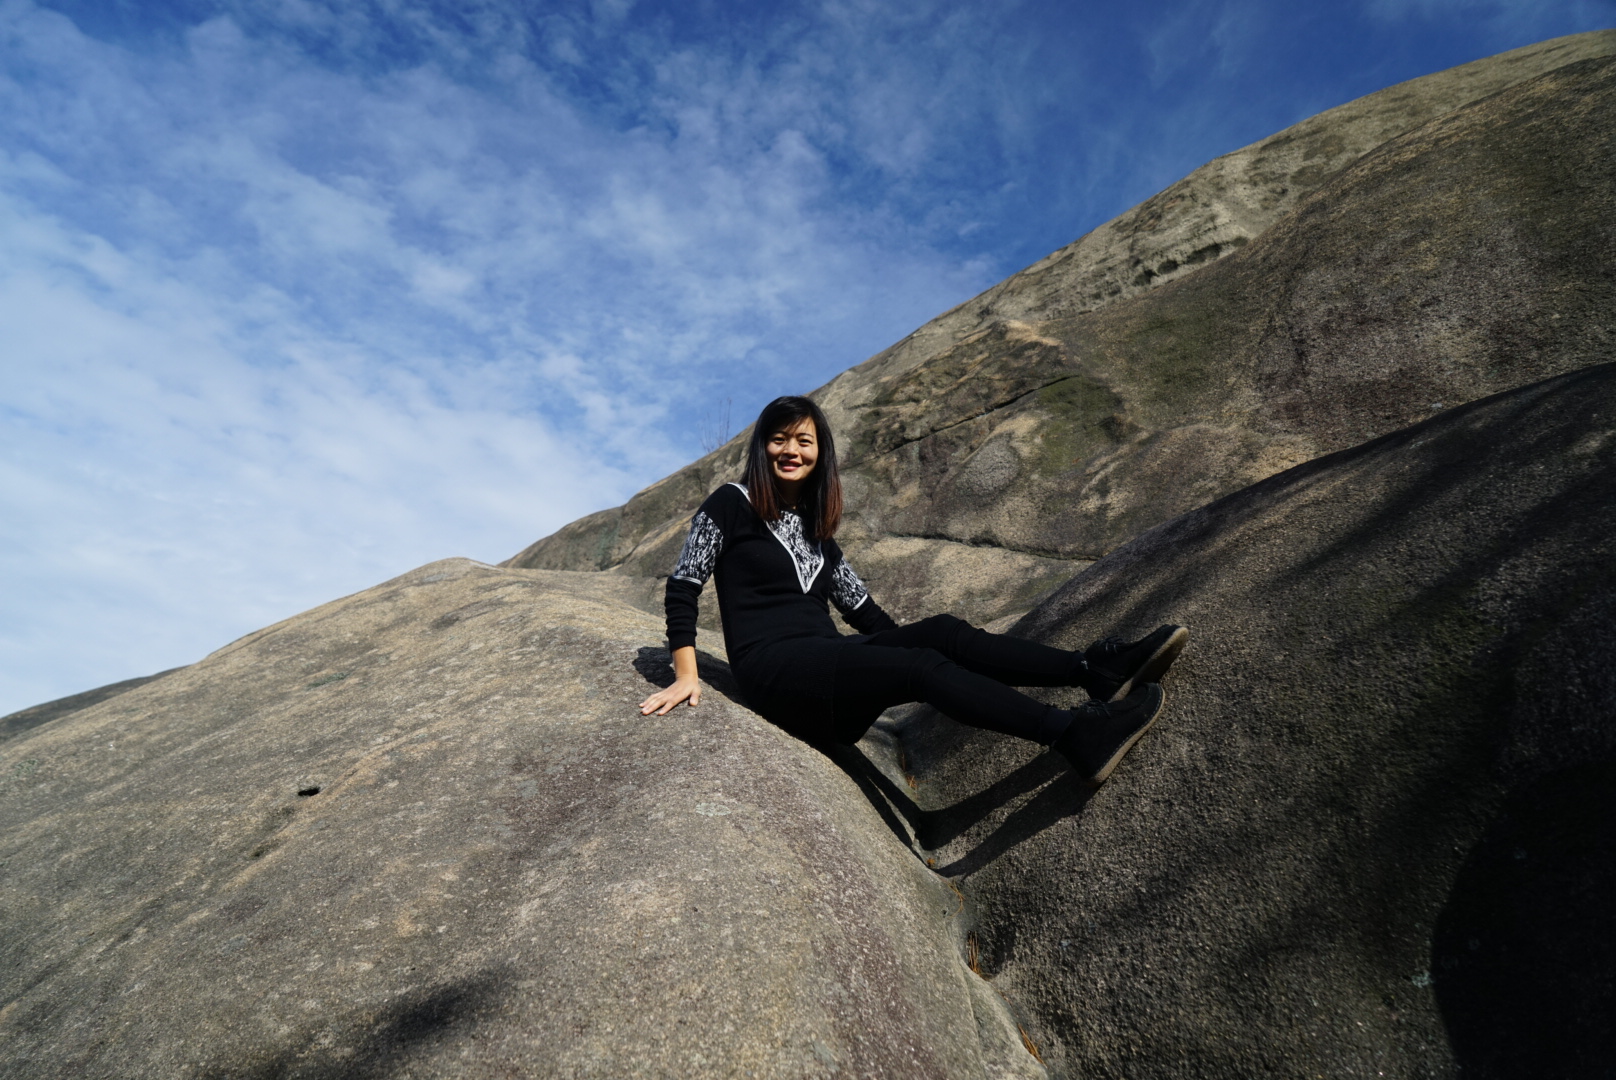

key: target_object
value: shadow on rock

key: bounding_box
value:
[815,741,930,862]
[198,975,503,1080]
[926,758,1094,878]
[825,741,1094,878]
[1433,760,1616,1080]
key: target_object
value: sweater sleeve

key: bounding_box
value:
[663,488,733,651]
[827,545,898,635]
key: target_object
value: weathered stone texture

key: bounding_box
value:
[0,565,1041,1079]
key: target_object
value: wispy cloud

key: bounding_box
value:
[0,172,625,706]
[0,0,1009,712]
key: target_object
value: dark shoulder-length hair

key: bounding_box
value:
[743,395,843,541]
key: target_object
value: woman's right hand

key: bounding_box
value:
[640,676,702,716]
[642,645,702,716]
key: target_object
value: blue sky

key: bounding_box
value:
[2,0,1611,715]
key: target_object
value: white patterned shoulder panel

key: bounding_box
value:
[670,511,722,584]
[829,557,870,612]
[766,511,824,593]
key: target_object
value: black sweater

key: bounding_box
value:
[664,484,897,677]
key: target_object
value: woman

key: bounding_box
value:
[639,395,1186,783]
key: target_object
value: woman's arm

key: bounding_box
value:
[643,490,733,716]
[640,645,702,715]
[829,550,898,634]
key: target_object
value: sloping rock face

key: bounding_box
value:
[508,31,1615,632]
[0,566,1043,1079]
[898,363,1616,1078]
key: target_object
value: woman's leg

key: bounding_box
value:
[830,640,1071,745]
[860,614,1084,687]
[841,619,1175,783]
[864,614,1189,701]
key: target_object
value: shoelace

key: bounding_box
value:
[1088,636,1128,658]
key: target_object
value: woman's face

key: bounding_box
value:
[766,417,818,495]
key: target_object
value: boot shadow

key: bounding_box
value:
[928,770,1096,877]
[824,741,1096,877]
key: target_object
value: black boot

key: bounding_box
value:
[1082,625,1188,701]
[1053,683,1165,784]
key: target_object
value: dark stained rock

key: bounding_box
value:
[0,563,1044,1079]
[895,362,1616,1078]
[507,31,1616,632]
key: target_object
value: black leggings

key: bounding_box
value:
[749,614,1082,746]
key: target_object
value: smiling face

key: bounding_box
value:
[765,417,818,501]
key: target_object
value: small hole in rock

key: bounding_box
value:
[298,786,321,797]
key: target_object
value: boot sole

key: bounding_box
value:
[1108,625,1189,703]
[1090,685,1166,785]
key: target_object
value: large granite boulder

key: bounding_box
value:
[507,31,1616,632]
[897,362,1616,1078]
[0,566,1043,1078]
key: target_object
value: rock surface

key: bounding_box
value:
[0,564,1042,1079]
[898,363,1616,1078]
[508,31,1616,631]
